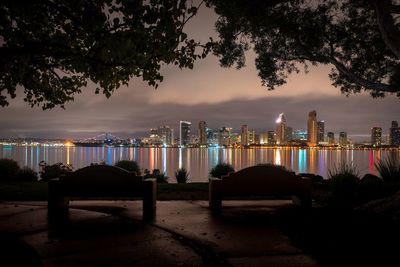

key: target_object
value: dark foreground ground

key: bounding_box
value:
[1,200,399,267]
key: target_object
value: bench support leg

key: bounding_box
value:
[143,179,156,220]
[209,192,222,214]
[48,180,69,222]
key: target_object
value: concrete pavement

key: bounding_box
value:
[0,200,319,267]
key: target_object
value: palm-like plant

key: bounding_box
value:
[175,168,190,183]
[375,156,400,183]
[209,163,234,178]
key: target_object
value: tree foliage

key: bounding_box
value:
[0,0,210,109]
[206,0,400,97]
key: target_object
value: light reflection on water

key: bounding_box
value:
[1,145,399,182]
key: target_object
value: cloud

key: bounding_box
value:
[1,3,398,141]
[1,89,398,142]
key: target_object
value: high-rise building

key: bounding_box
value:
[371,127,382,146]
[275,113,287,145]
[241,125,249,146]
[158,125,173,145]
[267,131,276,145]
[206,127,217,145]
[149,128,161,144]
[249,129,256,144]
[230,133,240,145]
[259,132,269,145]
[292,130,307,141]
[339,132,347,146]
[327,132,335,145]
[307,110,318,146]
[285,126,293,142]
[218,127,231,146]
[198,121,207,145]
[390,121,400,146]
[317,121,325,143]
[180,121,191,146]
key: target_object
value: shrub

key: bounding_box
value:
[39,161,73,181]
[144,168,168,183]
[115,160,141,175]
[328,163,360,207]
[375,156,400,183]
[175,168,190,183]
[209,163,234,178]
[17,167,38,182]
[0,158,20,180]
[358,174,384,202]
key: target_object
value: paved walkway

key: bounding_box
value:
[0,200,319,267]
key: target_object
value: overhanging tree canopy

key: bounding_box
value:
[0,0,210,109]
[207,0,400,97]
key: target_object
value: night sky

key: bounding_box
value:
[0,5,399,141]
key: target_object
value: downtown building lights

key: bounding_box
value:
[138,111,400,148]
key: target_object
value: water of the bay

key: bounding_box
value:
[0,145,400,182]
[1,145,399,182]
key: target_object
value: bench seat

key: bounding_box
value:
[48,165,156,220]
[209,165,312,213]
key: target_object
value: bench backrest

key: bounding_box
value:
[216,165,310,196]
[60,165,144,197]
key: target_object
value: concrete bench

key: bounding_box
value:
[48,165,156,220]
[209,165,312,213]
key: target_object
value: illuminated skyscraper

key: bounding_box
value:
[218,127,231,146]
[390,121,400,146]
[307,110,318,146]
[327,132,335,145]
[158,125,173,145]
[198,121,207,145]
[292,130,307,141]
[317,121,325,143]
[275,113,286,145]
[285,126,293,142]
[371,127,382,147]
[249,129,256,144]
[241,124,249,146]
[267,131,276,145]
[339,132,347,146]
[149,128,162,144]
[180,121,191,146]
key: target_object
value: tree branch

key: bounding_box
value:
[330,57,397,93]
[374,0,400,59]
[391,4,400,14]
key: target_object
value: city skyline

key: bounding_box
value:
[0,5,399,141]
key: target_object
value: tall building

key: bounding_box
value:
[149,128,161,144]
[390,121,400,146]
[249,129,256,144]
[275,113,287,145]
[206,127,217,145]
[339,132,347,146]
[218,127,231,146]
[259,132,269,145]
[180,121,191,146]
[158,125,173,145]
[241,125,249,146]
[307,110,318,146]
[327,132,335,145]
[371,127,382,147]
[292,130,307,141]
[285,126,293,142]
[317,121,325,143]
[198,121,207,145]
[267,131,276,145]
